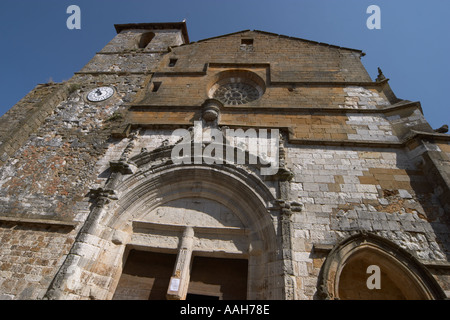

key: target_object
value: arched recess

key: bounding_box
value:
[100,163,283,300]
[317,233,445,300]
[138,32,155,49]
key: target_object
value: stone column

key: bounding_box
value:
[166,227,195,300]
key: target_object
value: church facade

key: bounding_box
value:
[0,22,449,300]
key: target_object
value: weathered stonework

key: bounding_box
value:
[0,21,449,300]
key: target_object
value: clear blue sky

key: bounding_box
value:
[0,0,449,129]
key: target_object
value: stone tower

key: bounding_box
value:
[0,21,449,300]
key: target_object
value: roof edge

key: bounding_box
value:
[194,30,251,43]
[190,29,364,54]
[253,30,364,54]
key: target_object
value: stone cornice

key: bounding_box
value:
[119,122,450,150]
[132,220,249,236]
[128,99,421,114]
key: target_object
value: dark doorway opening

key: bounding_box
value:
[187,256,248,300]
[112,250,248,300]
[112,250,176,300]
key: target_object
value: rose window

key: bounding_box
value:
[208,72,265,106]
[212,82,261,105]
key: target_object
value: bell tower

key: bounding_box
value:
[78,22,189,74]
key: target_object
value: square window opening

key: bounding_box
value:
[152,82,162,92]
[169,58,178,67]
[241,39,254,45]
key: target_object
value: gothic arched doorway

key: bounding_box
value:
[317,233,445,300]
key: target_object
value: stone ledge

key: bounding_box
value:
[312,243,334,253]
[128,99,422,114]
[74,71,151,75]
[0,215,78,229]
[420,260,450,269]
[133,220,248,236]
[124,122,450,149]
[96,51,169,55]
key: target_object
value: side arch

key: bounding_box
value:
[317,232,445,300]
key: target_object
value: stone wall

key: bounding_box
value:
[0,74,145,219]
[0,220,77,300]
[285,144,449,299]
[0,83,69,167]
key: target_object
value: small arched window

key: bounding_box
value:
[138,32,155,49]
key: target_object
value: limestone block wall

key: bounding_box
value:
[340,86,390,109]
[285,144,449,299]
[0,221,76,300]
[170,31,370,82]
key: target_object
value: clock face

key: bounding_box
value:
[87,87,114,102]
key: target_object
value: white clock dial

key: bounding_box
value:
[87,87,114,102]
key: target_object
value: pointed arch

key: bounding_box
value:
[317,232,445,300]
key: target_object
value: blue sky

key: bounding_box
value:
[0,0,449,129]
